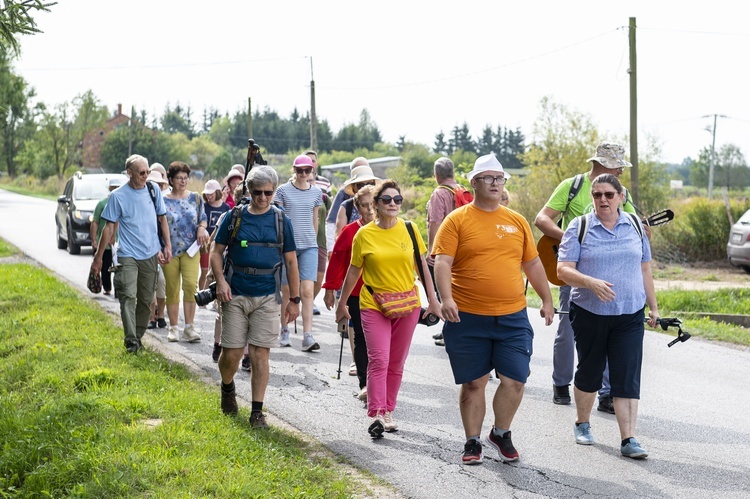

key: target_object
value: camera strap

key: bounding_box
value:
[405,221,426,291]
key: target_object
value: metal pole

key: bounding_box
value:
[309,57,318,151]
[708,114,717,200]
[247,97,252,139]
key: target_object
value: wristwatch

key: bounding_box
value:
[289,296,301,304]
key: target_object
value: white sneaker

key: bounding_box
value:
[302,332,320,352]
[279,329,291,347]
[182,324,201,343]
[383,411,398,432]
[167,326,179,342]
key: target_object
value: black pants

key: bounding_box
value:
[101,249,113,292]
[348,295,368,389]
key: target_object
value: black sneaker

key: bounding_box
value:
[553,384,571,405]
[147,321,157,329]
[432,332,443,340]
[487,429,519,462]
[156,317,167,329]
[221,388,238,415]
[462,439,483,465]
[212,343,222,363]
[597,396,615,414]
[241,355,252,372]
[368,414,385,439]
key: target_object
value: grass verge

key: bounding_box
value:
[526,287,750,347]
[0,239,17,258]
[0,263,368,498]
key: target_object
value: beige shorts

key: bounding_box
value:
[220,294,280,349]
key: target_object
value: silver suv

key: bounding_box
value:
[727,208,750,274]
[55,171,127,254]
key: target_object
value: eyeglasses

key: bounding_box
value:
[174,176,189,182]
[295,167,313,175]
[378,195,403,205]
[252,190,274,197]
[592,191,617,199]
[474,175,507,185]
[357,202,373,210]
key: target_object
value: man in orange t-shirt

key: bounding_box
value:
[433,153,554,466]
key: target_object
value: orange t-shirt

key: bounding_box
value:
[432,204,538,316]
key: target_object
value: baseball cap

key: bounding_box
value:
[293,155,314,168]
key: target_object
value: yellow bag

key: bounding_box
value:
[368,286,419,319]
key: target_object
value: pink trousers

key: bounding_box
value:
[361,307,420,418]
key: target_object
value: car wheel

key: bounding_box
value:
[56,221,67,249]
[742,266,750,275]
[67,220,81,255]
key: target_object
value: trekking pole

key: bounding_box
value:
[336,319,347,379]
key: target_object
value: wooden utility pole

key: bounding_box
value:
[247,97,253,139]
[309,57,318,151]
[128,105,135,157]
[629,17,639,206]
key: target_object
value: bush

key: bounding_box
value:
[652,197,750,262]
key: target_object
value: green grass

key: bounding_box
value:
[0,182,59,201]
[526,286,750,347]
[0,263,370,498]
[0,239,17,258]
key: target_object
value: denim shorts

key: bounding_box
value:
[282,246,318,283]
[443,309,534,384]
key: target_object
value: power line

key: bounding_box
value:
[22,56,307,72]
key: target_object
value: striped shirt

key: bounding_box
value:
[558,210,651,316]
[275,181,323,249]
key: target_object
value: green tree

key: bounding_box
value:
[0,0,55,55]
[691,144,750,190]
[476,125,494,155]
[0,49,35,177]
[99,124,174,171]
[433,131,446,154]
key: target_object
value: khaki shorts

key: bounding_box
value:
[221,294,280,349]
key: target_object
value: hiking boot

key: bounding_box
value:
[487,429,519,462]
[250,412,269,429]
[462,439,484,465]
[221,388,238,415]
[597,396,615,414]
[368,413,385,439]
[553,384,571,405]
[574,422,594,445]
[621,438,648,459]
[302,332,320,352]
[156,317,167,329]
[279,329,291,347]
[212,343,222,363]
[167,326,179,342]
[241,355,252,372]
[147,320,157,329]
[182,324,201,343]
[383,411,398,432]
[357,387,368,402]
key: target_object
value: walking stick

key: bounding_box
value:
[336,319,347,379]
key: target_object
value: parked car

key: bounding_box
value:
[727,208,750,274]
[55,171,127,254]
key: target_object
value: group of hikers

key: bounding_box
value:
[90,141,659,463]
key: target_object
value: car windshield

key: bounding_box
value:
[74,180,109,201]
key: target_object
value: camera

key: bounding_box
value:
[194,281,217,307]
[418,308,440,327]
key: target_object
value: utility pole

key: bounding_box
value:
[128,105,134,157]
[247,97,253,139]
[703,113,727,200]
[309,57,318,152]
[628,17,639,206]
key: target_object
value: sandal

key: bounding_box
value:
[349,362,357,376]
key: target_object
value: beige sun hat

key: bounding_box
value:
[586,142,632,169]
[343,165,380,195]
[147,171,168,185]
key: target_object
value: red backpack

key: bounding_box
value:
[438,184,474,208]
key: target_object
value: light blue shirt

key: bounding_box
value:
[101,182,165,260]
[558,210,651,316]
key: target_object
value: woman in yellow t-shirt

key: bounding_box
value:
[336,179,442,439]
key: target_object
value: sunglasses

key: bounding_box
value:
[133,169,149,177]
[295,167,313,175]
[378,195,403,205]
[252,189,274,197]
[354,181,376,189]
[592,191,617,200]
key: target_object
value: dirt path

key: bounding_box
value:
[652,261,749,291]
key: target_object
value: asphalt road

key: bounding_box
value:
[2,188,749,498]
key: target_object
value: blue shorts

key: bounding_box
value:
[443,309,534,384]
[282,246,318,283]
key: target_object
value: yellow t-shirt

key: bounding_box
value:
[351,218,427,311]
[433,204,537,316]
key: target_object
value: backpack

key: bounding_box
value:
[146,181,166,249]
[576,211,643,244]
[438,184,474,208]
[224,204,286,304]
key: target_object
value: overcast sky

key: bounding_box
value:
[12,0,750,165]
